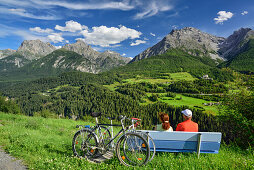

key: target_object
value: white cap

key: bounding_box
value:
[181,109,192,117]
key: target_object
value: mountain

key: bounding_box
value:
[0,49,16,59]
[132,27,225,62]
[61,40,131,72]
[218,28,254,60]
[0,40,56,72]
[131,27,254,73]
[21,48,96,76]
[111,49,233,82]
[219,39,254,72]
[0,40,131,79]
[63,40,100,60]
[17,39,56,60]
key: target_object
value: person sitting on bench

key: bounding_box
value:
[154,112,173,132]
[176,109,198,132]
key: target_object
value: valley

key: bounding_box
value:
[0,26,253,169]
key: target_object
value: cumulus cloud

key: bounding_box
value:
[29,27,53,33]
[214,11,233,24]
[130,39,146,46]
[150,33,155,36]
[80,25,142,47]
[47,33,64,43]
[241,11,248,15]
[55,20,88,32]
[122,53,126,56]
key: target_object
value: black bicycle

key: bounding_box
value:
[72,112,151,166]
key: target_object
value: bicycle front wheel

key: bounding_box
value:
[72,128,98,158]
[116,133,150,167]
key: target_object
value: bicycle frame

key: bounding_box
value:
[91,116,131,150]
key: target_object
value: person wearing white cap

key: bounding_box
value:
[176,109,198,132]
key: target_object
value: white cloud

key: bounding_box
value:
[241,11,248,15]
[133,0,173,19]
[130,39,146,46]
[150,33,155,36]
[122,53,126,56]
[55,20,87,32]
[47,33,64,43]
[80,25,142,47]
[0,0,174,20]
[31,0,134,11]
[172,25,178,29]
[0,7,60,20]
[214,11,233,24]
[55,46,62,49]
[29,27,53,33]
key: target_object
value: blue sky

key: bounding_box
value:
[0,0,253,58]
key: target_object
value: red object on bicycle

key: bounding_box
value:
[131,118,141,127]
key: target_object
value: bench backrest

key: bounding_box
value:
[139,130,222,154]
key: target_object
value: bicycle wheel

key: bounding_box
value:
[116,133,150,166]
[140,133,156,162]
[93,126,111,145]
[72,128,98,158]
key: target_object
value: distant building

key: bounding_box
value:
[202,75,213,80]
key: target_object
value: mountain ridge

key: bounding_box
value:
[131,27,254,66]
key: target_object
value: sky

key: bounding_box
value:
[0,0,253,58]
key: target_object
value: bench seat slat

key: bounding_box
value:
[138,130,221,142]
[155,149,219,154]
[151,140,220,151]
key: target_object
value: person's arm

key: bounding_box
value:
[175,124,182,131]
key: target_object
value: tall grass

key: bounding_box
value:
[0,113,253,169]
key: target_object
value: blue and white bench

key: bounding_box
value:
[139,131,222,157]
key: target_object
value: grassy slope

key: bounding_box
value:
[104,73,218,114]
[0,113,253,169]
[220,39,254,73]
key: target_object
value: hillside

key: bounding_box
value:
[219,39,254,73]
[111,49,233,81]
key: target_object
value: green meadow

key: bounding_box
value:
[0,113,253,169]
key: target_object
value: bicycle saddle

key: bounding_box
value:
[91,112,102,117]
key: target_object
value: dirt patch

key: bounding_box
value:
[0,147,27,170]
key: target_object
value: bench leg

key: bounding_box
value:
[197,133,202,158]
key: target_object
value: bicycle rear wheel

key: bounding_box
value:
[93,126,111,146]
[72,129,98,158]
[116,133,150,167]
[139,132,156,162]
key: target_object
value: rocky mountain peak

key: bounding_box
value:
[17,39,56,60]
[132,27,225,62]
[63,40,100,59]
[219,28,254,59]
[0,49,16,59]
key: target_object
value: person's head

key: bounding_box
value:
[181,109,192,120]
[159,112,170,130]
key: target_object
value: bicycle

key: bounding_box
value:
[72,112,150,167]
[128,118,156,162]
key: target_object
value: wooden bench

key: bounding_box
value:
[139,131,222,158]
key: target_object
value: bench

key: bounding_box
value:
[139,131,222,158]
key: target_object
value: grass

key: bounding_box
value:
[0,113,253,169]
[104,72,196,92]
[143,93,219,115]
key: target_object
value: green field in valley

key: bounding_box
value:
[0,113,253,169]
